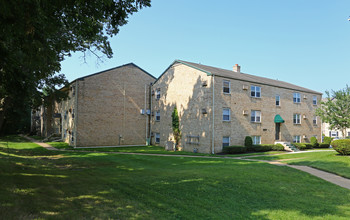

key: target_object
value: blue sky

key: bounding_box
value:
[60,0,350,94]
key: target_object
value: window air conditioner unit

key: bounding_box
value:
[146,109,151,115]
[303,135,307,139]
[303,95,307,99]
[243,110,248,115]
[303,114,307,119]
[243,85,248,90]
[140,109,145,115]
[202,108,207,114]
[151,90,155,96]
[202,81,208,87]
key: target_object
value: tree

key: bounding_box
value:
[0,0,151,134]
[171,106,181,149]
[316,85,350,138]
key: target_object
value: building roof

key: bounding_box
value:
[71,63,156,83]
[176,60,322,95]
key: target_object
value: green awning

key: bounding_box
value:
[274,114,285,123]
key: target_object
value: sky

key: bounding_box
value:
[60,0,350,94]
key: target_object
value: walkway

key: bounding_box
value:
[22,135,350,190]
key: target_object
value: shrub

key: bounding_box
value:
[318,143,330,148]
[244,136,252,147]
[323,136,332,145]
[304,143,313,149]
[252,145,272,152]
[310,137,319,148]
[331,139,350,155]
[223,146,247,154]
[272,144,285,151]
[293,143,307,150]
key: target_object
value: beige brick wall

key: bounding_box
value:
[59,64,155,147]
[152,62,322,153]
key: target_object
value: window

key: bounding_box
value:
[63,130,67,139]
[222,136,230,147]
[155,133,160,143]
[156,89,160,100]
[293,93,301,103]
[313,96,317,105]
[71,131,74,142]
[155,111,160,121]
[276,95,280,106]
[251,85,261,98]
[252,136,261,145]
[348,132,350,137]
[186,135,200,145]
[293,114,301,124]
[223,108,230,121]
[293,135,301,143]
[251,110,261,123]
[64,111,68,120]
[313,116,317,125]
[72,109,75,118]
[223,80,230,94]
[330,131,338,137]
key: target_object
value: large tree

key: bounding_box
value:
[316,85,350,138]
[0,0,151,134]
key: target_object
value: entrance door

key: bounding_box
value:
[275,123,280,140]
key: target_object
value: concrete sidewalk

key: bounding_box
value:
[22,135,350,190]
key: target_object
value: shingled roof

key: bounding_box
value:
[176,60,321,95]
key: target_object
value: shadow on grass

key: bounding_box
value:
[1,138,350,219]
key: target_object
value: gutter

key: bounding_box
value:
[212,74,215,154]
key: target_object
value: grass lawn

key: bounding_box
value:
[252,150,350,178]
[2,136,350,219]
[47,142,285,157]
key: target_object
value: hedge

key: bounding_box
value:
[223,146,247,154]
[318,143,330,148]
[251,144,285,152]
[293,143,307,150]
[331,139,350,155]
[323,136,332,145]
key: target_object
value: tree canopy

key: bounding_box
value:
[316,85,350,137]
[0,0,151,134]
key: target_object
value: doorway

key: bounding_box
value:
[275,123,280,140]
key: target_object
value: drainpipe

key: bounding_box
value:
[144,84,147,144]
[149,83,153,144]
[212,74,215,154]
[73,81,78,148]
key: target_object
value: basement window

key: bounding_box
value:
[252,136,261,145]
[186,135,200,145]
[293,135,301,143]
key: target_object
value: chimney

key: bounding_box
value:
[233,64,241,73]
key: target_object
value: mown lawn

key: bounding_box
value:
[253,150,350,179]
[2,136,350,219]
[47,142,285,157]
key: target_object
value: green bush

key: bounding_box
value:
[272,144,285,151]
[293,143,307,150]
[244,136,252,147]
[223,146,247,154]
[323,136,332,145]
[331,139,350,155]
[318,143,330,148]
[251,144,285,152]
[304,143,313,149]
[310,137,319,148]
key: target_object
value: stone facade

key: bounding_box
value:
[59,63,155,147]
[151,60,322,153]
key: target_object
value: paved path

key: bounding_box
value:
[22,135,350,190]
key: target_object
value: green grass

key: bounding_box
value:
[1,136,350,219]
[252,150,350,179]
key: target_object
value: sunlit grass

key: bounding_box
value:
[1,136,350,219]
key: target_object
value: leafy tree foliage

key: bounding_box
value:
[0,0,151,134]
[316,85,350,138]
[172,106,181,148]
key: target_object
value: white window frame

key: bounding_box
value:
[313,116,317,125]
[276,95,280,106]
[223,108,230,121]
[252,136,261,145]
[155,133,160,143]
[293,135,301,143]
[251,85,261,98]
[330,131,338,137]
[155,111,160,121]
[313,96,317,105]
[251,110,261,123]
[223,80,230,94]
[293,93,301,103]
[222,136,230,147]
[293,114,301,124]
[156,89,161,100]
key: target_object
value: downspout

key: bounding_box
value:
[145,84,147,144]
[149,83,153,144]
[74,81,78,148]
[212,74,215,154]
